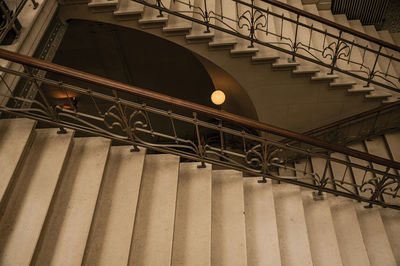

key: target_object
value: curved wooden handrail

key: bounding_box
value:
[1,48,399,169]
[258,0,400,52]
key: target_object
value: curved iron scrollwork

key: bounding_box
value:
[0,47,400,210]
[134,0,400,92]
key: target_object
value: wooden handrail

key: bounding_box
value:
[1,48,399,169]
[302,101,400,136]
[258,0,400,52]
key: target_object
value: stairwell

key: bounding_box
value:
[0,1,400,265]
[53,0,400,132]
[0,118,399,266]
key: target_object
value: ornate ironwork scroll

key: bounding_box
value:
[131,0,400,93]
[0,55,399,210]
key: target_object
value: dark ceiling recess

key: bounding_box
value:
[51,19,216,108]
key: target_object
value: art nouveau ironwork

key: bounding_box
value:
[131,0,400,93]
[0,49,399,210]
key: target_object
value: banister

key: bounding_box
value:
[257,0,400,52]
[1,48,399,170]
[302,101,400,137]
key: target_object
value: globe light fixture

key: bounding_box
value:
[211,90,226,105]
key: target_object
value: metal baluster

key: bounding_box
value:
[219,120,224,155]
[203,0,210,33]
[31,0,39,9]
[0,74,14,96]
[308,24,313,50]
[365,46,382,87]
[291,14,300,62]
[280,13,284,40]
[88,88,103,117]
[156,0,164,17]
[194,112,206,168]
[168,110,178,143]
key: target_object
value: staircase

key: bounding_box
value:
[53,0,400,131]
[0,117,399,266]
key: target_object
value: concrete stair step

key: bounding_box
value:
[171,162,212,266]
[88,0,118,12]
[347,85,375,93]
[138,0,170,25]
[83,146,146,266]
[128,154,180,265]
[243,179,281,266]
[272,60,301,69]
[209,39,237,48]
[230,47,259,57]
[330,80,358,88]
[33,137,111,266]
[113,0,144,17]
[329,197,371,266]
[355,206,397,266]
[301,190,343,266]
[365,90,392,99]
[273,184,313,266]
[0,118,36,213]
[187,0,214,39]
[379,208,400,265]
[251,54,280,64]
[391,32,400,46]
[163,0,193,32]
[186,31,214,41]
[0,128,74,266]
[212,170,247,266]
[310,73,339,81]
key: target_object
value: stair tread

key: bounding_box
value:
[329,197,371,266]
[0,118,36,207]
[244,180,281,266]
[391,32,400,46]
[273,184,313,266]
[129,154,180,266]
[212,170,247,266]
[355,206,397,266]
[301,190,343,266]
[0,128,74,266]
[113,0,144,15]
[379,208,400,265]
[34,137,111,266]
[83,146,146,266]
[172,162,212,266]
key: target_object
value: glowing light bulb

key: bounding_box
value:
[211,90,226,105]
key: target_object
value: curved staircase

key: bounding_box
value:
[0,117,399,266]
[54,0,400,132]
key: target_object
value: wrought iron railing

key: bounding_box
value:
[287,101,400,146]
[130,0,400,93]
[0,48,399,209]
[0,0,38,45]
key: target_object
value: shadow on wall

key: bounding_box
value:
[194,54,259,121]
